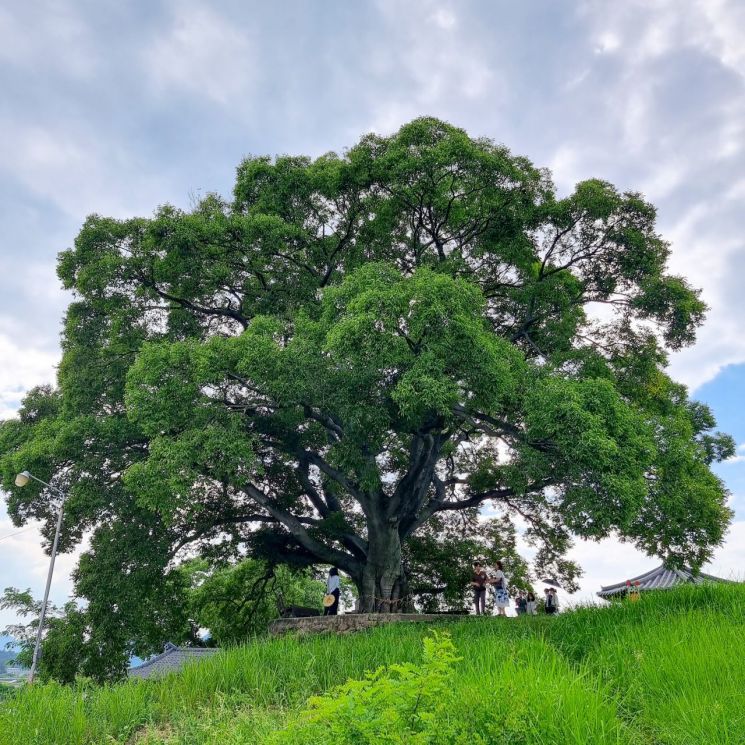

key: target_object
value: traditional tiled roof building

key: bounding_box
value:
[597,563,731,599]
[127,643,220,680]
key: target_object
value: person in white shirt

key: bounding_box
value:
[526,591,537,615]
[544,587,559,614]
[324,567,341,616]
[488,561,509,617]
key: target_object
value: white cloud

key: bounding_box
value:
[594,31,621,55]
[430,8,457,31]
[696,0,745,76]
[0,256,67,311]
[547,145,584,196]
[144,2,256,106]
[361,0,500,134]
[705,519,745,579]
[565,538,654,605]
[0,120,172,221]
[0,2,93,78]
[563,0,745,392]
[0,332,58,420]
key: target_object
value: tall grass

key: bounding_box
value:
[541,583,745,744]
[1,583,744,744]
[585,611,745,743]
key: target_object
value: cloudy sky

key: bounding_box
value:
[1,0,745,627]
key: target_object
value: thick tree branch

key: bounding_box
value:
[452,405,556,453]
[296,458,368,559]
[243,483,360,574]
[302,405,344,440]
[300,450,370,510]
[169,512,279,558]
[389,433,445,522]
[142,274,250,329]
[437,477,557,513]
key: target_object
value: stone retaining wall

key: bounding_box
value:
[268,613,466,636]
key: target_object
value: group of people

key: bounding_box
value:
[324,562,560,617]
[513,588,559,615]
[471,561,560,616]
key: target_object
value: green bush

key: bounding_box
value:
[272,631,461,744]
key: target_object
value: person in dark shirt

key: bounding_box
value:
[324,567,341,616]
[516,592,528,616]
[471,561,488,615]
[544,587,558,614]
[549,588,559,613]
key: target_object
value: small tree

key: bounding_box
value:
[1,589,89,684]
[1,586,191,684]
[274,631,463,744]
[1,588,43,671]
[184,559,327,645]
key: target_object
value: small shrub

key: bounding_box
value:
[271,631,462,744]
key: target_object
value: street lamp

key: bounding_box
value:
[14,471,68,684]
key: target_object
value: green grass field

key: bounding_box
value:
[1,583,744,744]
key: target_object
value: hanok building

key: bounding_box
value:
[127,642,220,680]
[597,563,731,599]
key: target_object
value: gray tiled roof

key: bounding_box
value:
[127,643,220,680]
[597,564,730,598]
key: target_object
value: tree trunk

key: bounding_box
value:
[357,520,406,613]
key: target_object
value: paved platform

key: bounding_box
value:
[268,612,467,636]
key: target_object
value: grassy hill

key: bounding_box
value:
[1,583,744,744]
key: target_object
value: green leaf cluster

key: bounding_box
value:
[272,631,463,745]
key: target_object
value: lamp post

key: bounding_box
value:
[14,470,68,684]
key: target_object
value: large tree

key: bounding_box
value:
[0,118,733,618]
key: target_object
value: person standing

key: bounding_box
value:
[545,587,558,615]
[516,591,527,616]
[489,561,510,617]
[324,567,341,616]
[471,561,488,615]
[543,588,552,614]
[526,590,537,616]
[550,588,559,613]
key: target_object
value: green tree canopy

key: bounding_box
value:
[182,559,328,646]
[0,118,733,633]
[0,588,140,684]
